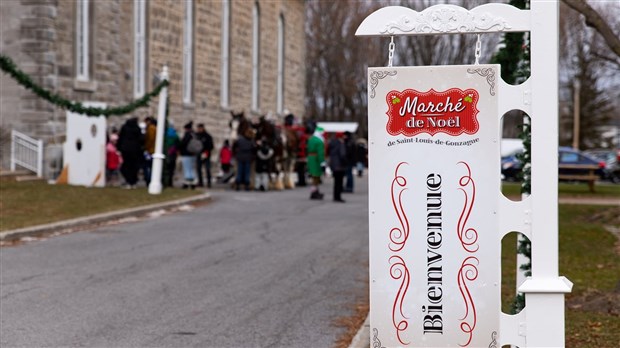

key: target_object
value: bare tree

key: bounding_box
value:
[305,1,385,136]
[305,0,500,137]
[559,1,617,149]
[562,0,620,67]
[305,0,619,142]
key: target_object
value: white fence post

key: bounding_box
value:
[10,130,16,171]
[148,66,169,195]
[356,1,572,347]
[10,129,45,177]
[517,1,572,347]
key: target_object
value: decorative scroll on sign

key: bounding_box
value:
[368,65,500,347]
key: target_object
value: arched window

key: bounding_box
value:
[76,0,90,81]
[276,13,285,114]
[251,2,260,112]
[133,0,147,98]
[221,0,231,108]
[183,0,194,104]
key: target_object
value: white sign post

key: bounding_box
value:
[357,2,572,347]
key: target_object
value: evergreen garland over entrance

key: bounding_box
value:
[0,54,169,117]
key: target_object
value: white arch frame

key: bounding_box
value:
[356,2,572,347]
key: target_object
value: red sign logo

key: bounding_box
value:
[386,88,480,137]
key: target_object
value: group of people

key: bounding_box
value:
[105,117,216,190]
[307,127,367,203]
[176,121,215,189]
[105,116,368,202]
[105,116,152,189]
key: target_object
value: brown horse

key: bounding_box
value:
[229,110,254,141]
[281,114,300,189]
[229,111,298,190]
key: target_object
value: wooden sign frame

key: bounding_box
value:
[356,2,572,347]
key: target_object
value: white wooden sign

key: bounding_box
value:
[63,102,107,187]
[368,65,500,347]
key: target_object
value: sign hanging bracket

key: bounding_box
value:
[475,34,482,65]
[387,36,395,67]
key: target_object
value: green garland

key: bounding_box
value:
[0,54,168,117]
[512,8,532,314]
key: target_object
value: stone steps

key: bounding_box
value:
[0,169,44,182]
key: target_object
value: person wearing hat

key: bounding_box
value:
[232,126,255,191]
[179,121,198,189]
[306,122,325,200]
[142,116,157,185]
[328,132,347,203]
[163,121,180,187]
[117,117,144,189]
[195,123,214,188]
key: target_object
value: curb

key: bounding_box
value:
[348,315,370,348]
[0,193,211,242]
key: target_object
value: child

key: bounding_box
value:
[219,140,233,183]
[106,133,122,186]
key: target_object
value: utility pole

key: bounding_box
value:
[572,80,580,150]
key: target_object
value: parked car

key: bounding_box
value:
[558,146,607,180]
[583,148,620,183]
[501,150,522,181]
[501,147,607,181]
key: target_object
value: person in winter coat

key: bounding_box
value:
[255,138,274,191]
[163,123,180,187]
[219,140,232,179]
[355,139,368,177]
[179,121,198,189]
[328,132,347,203]
[233,129,255,191]
[143,116,157,185]
[105,132,122,186]
[343,131,356,193]
[196,123,214,188]
[306,124,325,200]
[294,127,308,187]
[116,117,144,188]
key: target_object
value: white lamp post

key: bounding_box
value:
[148,66,169,195]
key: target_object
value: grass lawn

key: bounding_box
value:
[502,204,620,348]
[0,180,202,231]
[502,181,620,199]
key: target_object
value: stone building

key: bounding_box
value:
[0,0,306,178]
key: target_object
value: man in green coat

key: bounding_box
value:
[306,125,325,200]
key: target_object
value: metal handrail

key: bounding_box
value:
[10,129,44,177]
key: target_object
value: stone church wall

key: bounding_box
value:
[0,0,306,178]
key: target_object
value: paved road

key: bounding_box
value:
[1,177,369,348]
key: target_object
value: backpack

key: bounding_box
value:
[187,134,203,155]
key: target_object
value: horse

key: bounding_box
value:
[280,114,300,189]
[229,110,253,141]
[229,111,299,190]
